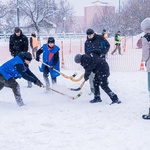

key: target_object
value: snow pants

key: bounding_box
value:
[0,74,23,105]
[93,74,118,102]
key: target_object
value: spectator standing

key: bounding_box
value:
[141,18,150,96]
[141,18,150,119]
[9,27,28,57]
[30,32,39,59]
[84,28,110,95]
[111,31,122,55]
[9,27,32,88]
[102,29,108,40]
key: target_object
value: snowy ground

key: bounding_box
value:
[0,40,150,150]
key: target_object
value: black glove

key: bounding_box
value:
[10,50,15,57]
[36,56,40,62]
[84,76,89,81]
[34,79,43,87]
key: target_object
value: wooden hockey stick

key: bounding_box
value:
[40,60,84,82]
[43,85,82,100]
[69,80,86,91]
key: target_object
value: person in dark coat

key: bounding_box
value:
[9,27,32,88]
[102,29,108,40]
[84,28,110,95]
[74,50,121,104]
[36,37,60,89]
[9,27,28,57]
[0,52,43,106]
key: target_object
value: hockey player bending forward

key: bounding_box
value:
[74,50,121,104]
[0,52,43,106]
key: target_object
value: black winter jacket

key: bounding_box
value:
[9,31,28,57]
[84,33,110,55]
[81,50,110,81]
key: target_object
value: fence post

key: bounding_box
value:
[61,41,65,68]
[69,38,71,54]
[80,38,82,53]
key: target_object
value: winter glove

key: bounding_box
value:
[10,50,15,57]
[84,75,89,81]
[36,56,40,62]
[34,79,43,87]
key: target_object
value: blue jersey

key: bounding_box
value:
[0,56,26,80]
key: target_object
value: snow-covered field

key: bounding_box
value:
[0,39,150,150]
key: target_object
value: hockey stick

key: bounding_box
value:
[43,85,82,100]
[40,60,77,79]
[69,80,86,91]
[40,60,84,82]
[142,95,150,120]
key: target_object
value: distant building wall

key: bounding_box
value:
[84,5,115,29]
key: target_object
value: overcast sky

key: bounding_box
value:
[68,0,129,16]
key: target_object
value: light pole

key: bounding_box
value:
[63,17,66,33]
[119,0,121,30]
[17,0,19,27]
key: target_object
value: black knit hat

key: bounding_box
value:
[103,29,106,32]
[86,28,94,35]
[48,37,55,43]
[74,54,82,63]
[24,52,32,61]
[14,27,21,33]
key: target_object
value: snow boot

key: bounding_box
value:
[15,96,24,106]
[17,100,25,106]
[109,94,121,105]
[52,78,57,84]
[43,76,50,91]
[90,96,102,103]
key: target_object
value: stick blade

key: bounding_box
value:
[70,87,81,91]
[72,73,77,78]
[142,114,150,120]
[72,92,82,100]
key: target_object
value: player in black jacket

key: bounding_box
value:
[84,28,110,95]
[74,50,121,104]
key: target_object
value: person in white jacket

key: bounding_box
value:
[141,17,150,119]
[141,18,150,93]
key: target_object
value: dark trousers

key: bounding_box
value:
[43,66,56,87]
[93,75,118,101]
[111,44,121,55]
[0,74,23,105]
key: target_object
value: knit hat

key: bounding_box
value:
[24,52,32,61]
[103,29,106,32]
[141,18,150,31]
[86,28,94,35]
[74,54,82,63]
[48,37,55,43]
